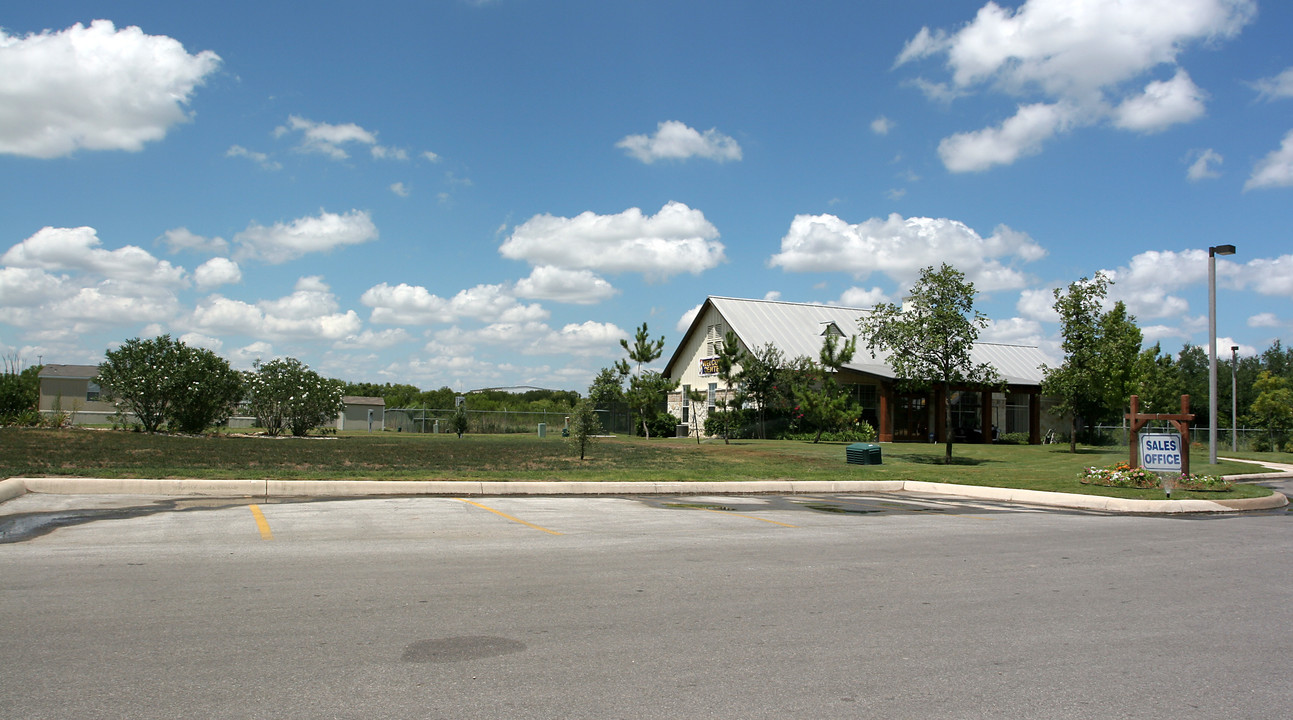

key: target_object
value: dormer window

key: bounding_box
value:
[820,321,843,337]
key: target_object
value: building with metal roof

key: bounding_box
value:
[663,296,1061,443]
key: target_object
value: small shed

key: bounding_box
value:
[338,396,386,431]
[38,364,118,422]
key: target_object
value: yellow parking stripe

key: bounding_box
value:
[701,507,797,528]
[455,499,563,535]
[249,504,274,540]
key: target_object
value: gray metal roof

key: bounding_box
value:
[682,296,1049,387]
[37,364,101,379]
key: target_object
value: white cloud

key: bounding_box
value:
[837,287,890,308]
[1251,67,1293,101]
[362,282,548,326]
[333,328,411,350]
[179,332,223,352]
[390,182,410,197]
[193,257,241,290]
[500,201,725,281]
[677,303,703,334]
[0,20,221,158]
[160,227,229,254]
[533,321,629,357]
[1112,69,1207,133]
[870,116,895,135]
[616,120,742,163]
[2,226,186,285]
[514,266,618,305]
[1244,129,1293,190]
[422,150,441,163]
[982,317,1045,346]
[232,209,378,264]
[275,115,375,160]
[939,102,1078,173]
[226,145,281,171]
[189,278,362,341]
[898,0,1255,171]
[1248,313,1284,328]
[1186,148,1223,181]
[1016,288,1059,323]
[1239,255,1293,297]
[769,213,1045,291]
[0,267,69,307]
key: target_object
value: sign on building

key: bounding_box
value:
[1139,433,1183,474]
[698,357,720,375]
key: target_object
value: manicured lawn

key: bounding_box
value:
[0,427,1277,500]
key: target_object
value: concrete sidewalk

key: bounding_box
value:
[1,475,1286,514]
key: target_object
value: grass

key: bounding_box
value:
[0,427,1279,501]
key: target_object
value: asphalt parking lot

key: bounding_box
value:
[2,492,1290,719]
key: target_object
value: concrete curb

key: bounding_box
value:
[1,477,1285,514]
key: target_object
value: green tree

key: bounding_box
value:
[96,335,243,434]
[166,347,244,434]
[1096,301,1143,426]
[619,322,674,438]
[1041,274,1110,453]
[1133,343,1181,414]
[566,399,602,459]
[1250,371,1293,442]
[246,357,344,437]
[860,263,1000,463]
[1175,344,1210,426]
[587,366,626,407]
[738,343,786,440]
[450,403,469,438]
[1,356,42,424]
[714,329,744,444]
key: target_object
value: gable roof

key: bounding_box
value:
[666,296,1050,387]
[37,364,101,380]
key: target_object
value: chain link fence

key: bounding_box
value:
[384,404,632,435]
[1088,424,1289,452]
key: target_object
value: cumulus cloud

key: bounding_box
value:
[1248,312,1285,328]
[500,201,725,281]
[870,116,895,135]
[193,257,241,290]
[676,303,704,334]
[2,226,185,285]
[1112,69,1207,132]
[897,0,1255,171]
[362,282,548,326]
[189,277,362,341]
[160,227,228,254]
[514,266,619,305]
[1239,255,1293,297]
[333,328,411,350]
[533,321,628,357]
[1186,148,1223,181]
[226,145,281,171]
[0,20,221,158]
[1245,129,1293,190]
[1251,67,1293,101]
[768,213,1045,291]
[389,182,410,197]
[616,121,742,163]
[837,287,890,308]
[274,116,405,161]
[232,209,378,264]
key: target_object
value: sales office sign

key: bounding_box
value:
[1140,433,1183,473]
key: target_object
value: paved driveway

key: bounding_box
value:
[2,493,1290,719]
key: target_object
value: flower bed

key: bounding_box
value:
[1079,462,1233,492]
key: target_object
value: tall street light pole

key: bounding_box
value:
[1232,345,1239,453]
[1209,244,1236,465]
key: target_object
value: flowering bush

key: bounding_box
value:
[246,358,343,436]
[1079,462,1232,492]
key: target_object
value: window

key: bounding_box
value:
[681,384,690,423]
[86,382,101,402]
[706,323,725,355]
[707,382,717,410]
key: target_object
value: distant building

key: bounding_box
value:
[338,396,385,431]
[37,364,117,422]
[663,296,1062,443]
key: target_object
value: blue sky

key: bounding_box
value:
[2,0,1290,393]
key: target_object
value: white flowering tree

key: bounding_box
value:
[96,335,243,433]
[245,357,344,436]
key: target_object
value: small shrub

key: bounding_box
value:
[643,411,680,438]
[1252,437,1273,452]
[997,432,1030,445]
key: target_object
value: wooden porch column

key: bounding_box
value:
[981,389,994,443]
[878,383,893,442]
[1029,391,1041,445]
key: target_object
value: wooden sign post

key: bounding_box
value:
[1125,394,1195,476]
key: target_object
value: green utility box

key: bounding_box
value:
[846,443,882,465]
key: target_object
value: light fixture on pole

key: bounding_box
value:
[1231,345,1239,453]
[1208,244,1236,465]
